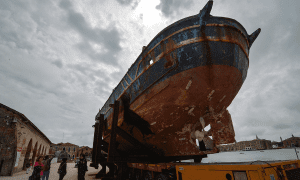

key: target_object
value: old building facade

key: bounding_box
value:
[217,136,272,152]
[282,135,300,148]
[77,146,92,159]
[0,103,51,176]
[50,142,79,159]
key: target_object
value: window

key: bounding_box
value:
[63,147,65,151]
[56,147,58,151]
[74,147,76,151]
[68,147,70,152]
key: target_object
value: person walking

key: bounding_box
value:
[29,156,44,180]
[77,154,88,180]
[58,158,67,180]
[26,159,32,174]
[41,155,53,180]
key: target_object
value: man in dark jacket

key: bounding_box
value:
[78,154,88,180]
[58,158,67,180]
[41,155,54,180]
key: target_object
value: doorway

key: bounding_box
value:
[22,139,32,170]
[31,142,38,165]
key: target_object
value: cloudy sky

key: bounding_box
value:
[0,0,299,148]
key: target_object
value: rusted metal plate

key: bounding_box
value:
[95,0,260,159]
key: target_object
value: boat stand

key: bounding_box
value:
[92,100,208,179]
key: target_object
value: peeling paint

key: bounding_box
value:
[150,122,156,126]
[188,107,195,116]
[185,80,192,90]
[207,90,215,101]
[219,95,226,102]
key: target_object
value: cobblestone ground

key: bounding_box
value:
[1,162,109,180]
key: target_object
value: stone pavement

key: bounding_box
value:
[0,162,109,180]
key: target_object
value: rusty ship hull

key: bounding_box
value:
[95,1,260,158]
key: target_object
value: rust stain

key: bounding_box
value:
[163,38,177,69]
[102,64,242,157]
[126,72,134,81]
[121,81,126,89]
[113,27,246,117]
[123,77,129,86]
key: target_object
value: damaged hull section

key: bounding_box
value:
[95,1,260,158]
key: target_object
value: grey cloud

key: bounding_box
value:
[116,0,133,5]
[52,59,63,68]
[131,0,140,10]
[93,82,111,99]
[0,8,35,51]
[0,65,66,98]
[59,0,73,9]
[67,62,112,82]
[59,0,123,66]
[156,0,194,19]
[116,0,140,10]
[65,62,124,98]
[273,124,292,130]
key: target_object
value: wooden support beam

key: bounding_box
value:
[115,127,144,149]
[101,142,109,153]
[115,126,158,156]
[91,117,100,166]
[108,101,120,162]
[95,114,104,164]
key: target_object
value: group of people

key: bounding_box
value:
[26,155,53,180]
[26,154,88,180]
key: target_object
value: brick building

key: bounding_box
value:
[50,142,79,159]
[271,137,284,149]
[0,103,52,176]
[282,135,300,148]
[217,135,272,152]
[76,146,92,159]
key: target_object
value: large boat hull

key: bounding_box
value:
[96,1,260,158]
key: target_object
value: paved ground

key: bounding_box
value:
[1,161,109,180]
